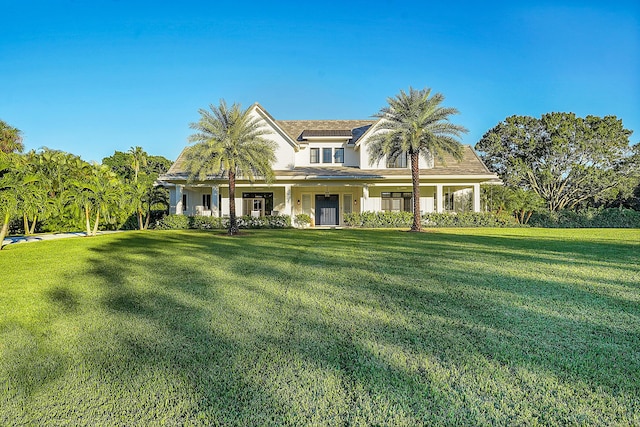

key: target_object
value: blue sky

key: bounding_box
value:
[2,0,638,163]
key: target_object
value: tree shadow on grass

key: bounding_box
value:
[46,286,80,312]
[5,229,638,424]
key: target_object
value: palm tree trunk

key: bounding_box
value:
[144,211,150,230]
[228,170,239,235]
[85,205,91,236]
[524,210,533,225]
[410,152,422,232]
[0,212,10,250]
[138,209,144,230]
[29,215,37,234]
[23,213,30,235]
[92,211,100,236]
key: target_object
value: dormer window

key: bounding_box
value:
[334,148,344,163]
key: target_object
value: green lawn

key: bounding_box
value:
[1,228,639,425]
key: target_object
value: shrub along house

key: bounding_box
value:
[160,103,498,226]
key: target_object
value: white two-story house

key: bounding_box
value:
[159,103,498,226]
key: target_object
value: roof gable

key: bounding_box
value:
[250,103,299,151]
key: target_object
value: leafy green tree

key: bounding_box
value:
[66,161,98,235]
[102,150,172,182]
[18,173,46,235]
[0,153,20,248]
[510,188,544,224]
[140,185,169,229]
[0,120,23,154]
[481,185,543,224]
[604,142,640,210]
[71,165,122,236]
[481,184,512,214]
[14,151,55,235]
[368,87,467,231]
[475,113,633,211]
[184,100,276,235]
[33,149,92,232]
[146,155,173,176]
[630,144,640,210]
[101,151,135,181]
[103,149,171,230]
[124,178,160,230]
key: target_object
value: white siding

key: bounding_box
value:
[250,107,296,170]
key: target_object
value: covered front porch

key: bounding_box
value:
[168,180,483,227]
[169,184,290,218]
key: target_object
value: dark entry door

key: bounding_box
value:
[315,195,339,225]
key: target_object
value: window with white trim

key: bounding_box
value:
[322,148,332,163]
[310,148,319,163]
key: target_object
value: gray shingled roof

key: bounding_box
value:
[163,146,493,180]
[277,120,374,143]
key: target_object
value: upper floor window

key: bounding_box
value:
[387,153,408,168]
[322,148,333,163]
[334,148,344,163]
[310,148,319,163]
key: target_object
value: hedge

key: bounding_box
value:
[344,211,518,228]
[154,214,291,230]
[529,208,640,228]
[154,209,640,230]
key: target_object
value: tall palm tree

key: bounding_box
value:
[129,146,147,183]
[368,87,468,231]
[184,100,276,235]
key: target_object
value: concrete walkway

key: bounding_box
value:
[2,230,123,247]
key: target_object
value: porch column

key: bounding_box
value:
[220,187,229,216]
[211,185,219,217]
[473,183,481,212]
[283,184,292,216]
[361,184,369,211]
[175,185,184,215]
[436,184,443,213]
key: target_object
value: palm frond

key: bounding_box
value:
[185,100,276,184]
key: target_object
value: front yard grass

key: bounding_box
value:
[1,228,639,425]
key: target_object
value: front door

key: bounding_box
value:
[315,194,339,225]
